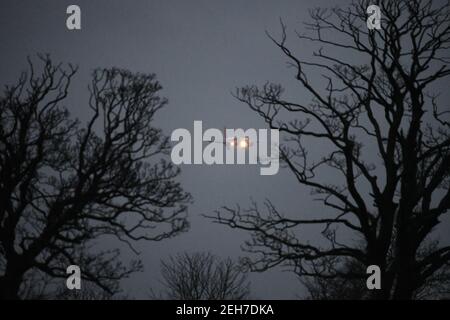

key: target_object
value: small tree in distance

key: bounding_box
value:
[156,252,250,300]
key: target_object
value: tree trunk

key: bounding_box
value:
[392,268,416,300]
[0,274,23,300]
[0,260,27,300]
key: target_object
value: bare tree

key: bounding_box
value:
[19,271,122,300]
[301,258,367,300]
[303,240,450,300]
[208,0,450,299]
[0,55,191,299]
[156,252,250,300]
[53,281,129,300]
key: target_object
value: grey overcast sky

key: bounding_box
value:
[2,0,448,299]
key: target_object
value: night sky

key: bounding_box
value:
[1,0,449,299]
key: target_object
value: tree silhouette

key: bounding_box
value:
[301,258,367,300]
[155,252,250,300]
[208,0,450,299]
[0,55,191,299]
[303,240,450,299]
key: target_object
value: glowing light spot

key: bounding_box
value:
[239,139,248,148]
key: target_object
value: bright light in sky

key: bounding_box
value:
[228,138,249,148]
[239,139,248,148]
